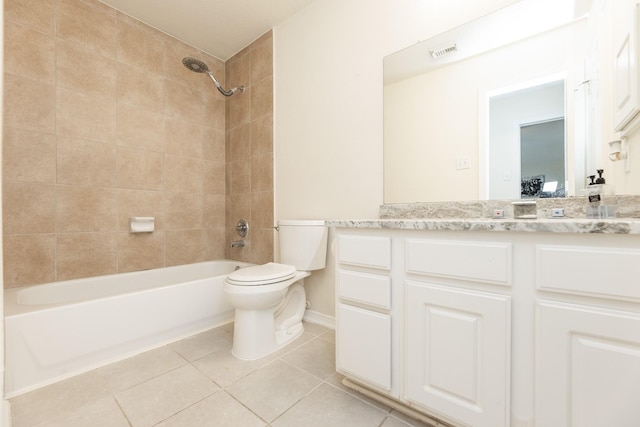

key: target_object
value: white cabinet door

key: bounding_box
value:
[406,281,511,427]
[613,0,640,130]
[536,300,640,427]
[336,303,392,391]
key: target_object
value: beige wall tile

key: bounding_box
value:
[116,19,165,74]
[226,194,250,228]
[249,32,273,84]
[117,147,164,190]
[251,77,273,120]
[56,87,116,143]
[229,159,250,195]
[250,115,273,155]
[117,231,164,273]
[164,117,203,158]
[251,191,274,229]
[203,194,225,228]
[162,36,205,89]
[3,128,56,183]
[203,228,226,261]
[4,0,54,34]
[229,125,250,162]
[164,80,206,124]
[56,186,118,232]
[203,161,225,196]
[250,228,274,265]
[202,128,225,161]
[203,93,226,131]
[56,232,118,280]
[56,39,117,99]
[4,21,56,84]
[3,181,56,234]
[2,1,273,287]
[55,0,117,59]
[117,62,164,113]
[164,154,203,193]
[57,137,117,187]
[227,57,250,92]
[117,104,165,152]
[165,192,203,229]
[251,153,273,192]
[3,234,56,287]
[3,74,56,133]
[118,189,165,231]
[228,88,250,129]
[165,229,203,267]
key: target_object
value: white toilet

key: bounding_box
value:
[224,219,328,360]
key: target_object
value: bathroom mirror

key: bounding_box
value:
[383,0,593,203]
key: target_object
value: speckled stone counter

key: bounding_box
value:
[327,218,640,234]
[327,196,640,234]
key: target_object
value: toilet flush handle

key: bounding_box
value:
[235,219,249,238]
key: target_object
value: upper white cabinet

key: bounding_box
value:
[613,0,640,131]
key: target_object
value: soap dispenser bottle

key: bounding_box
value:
[586,170,608,218]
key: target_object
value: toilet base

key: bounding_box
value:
[231,282,307,360]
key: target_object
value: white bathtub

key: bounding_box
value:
[4,260,250,397]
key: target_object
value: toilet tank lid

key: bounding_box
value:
[278,219,326,226]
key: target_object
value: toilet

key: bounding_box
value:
[224,219,328,360]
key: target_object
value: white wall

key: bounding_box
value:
[273,0,520,317]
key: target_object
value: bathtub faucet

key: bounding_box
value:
[230,240,245,248]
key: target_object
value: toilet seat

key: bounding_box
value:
[226,262,296,286]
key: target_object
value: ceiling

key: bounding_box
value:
[98,0,316,60]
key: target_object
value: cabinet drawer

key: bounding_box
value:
[406,239,511,285]
[338,269,391,309]
[338,235,391,270]
[536,244,640,301]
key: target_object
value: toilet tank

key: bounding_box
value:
[278,220,328,271]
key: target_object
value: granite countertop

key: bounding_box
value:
[326,218,640,234]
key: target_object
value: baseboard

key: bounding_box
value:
[303,310,335,330]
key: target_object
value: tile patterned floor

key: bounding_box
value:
[9,322,434,427]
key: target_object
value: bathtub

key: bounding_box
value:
[4,260,250,397]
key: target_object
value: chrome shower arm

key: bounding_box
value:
[206,72,244,97]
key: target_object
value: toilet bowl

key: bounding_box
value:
[224,220,328,360]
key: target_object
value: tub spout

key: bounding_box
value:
[230,240,245,248]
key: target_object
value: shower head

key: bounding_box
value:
[182,57,210,73]
[181,56,245,97]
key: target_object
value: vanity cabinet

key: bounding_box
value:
[334,227,640,427]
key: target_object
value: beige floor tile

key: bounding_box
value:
[42,397,130,427]
[226,359,321,422]
[318,328,336,343]
[193,348,269,388]
[281,337,336,380]
[97,345,187,392]
[156,391,266,427]
[10,370,112,427]
[302,321,330,336]
[169,325,232,361]
[271,383,387,427]
[324,373,392,412]
[115,364,219,426]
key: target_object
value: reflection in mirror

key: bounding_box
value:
[487,79,566,200]
[383,1,589,203]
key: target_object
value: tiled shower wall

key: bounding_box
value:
[225,32,274,265]
[2,0,274,288]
